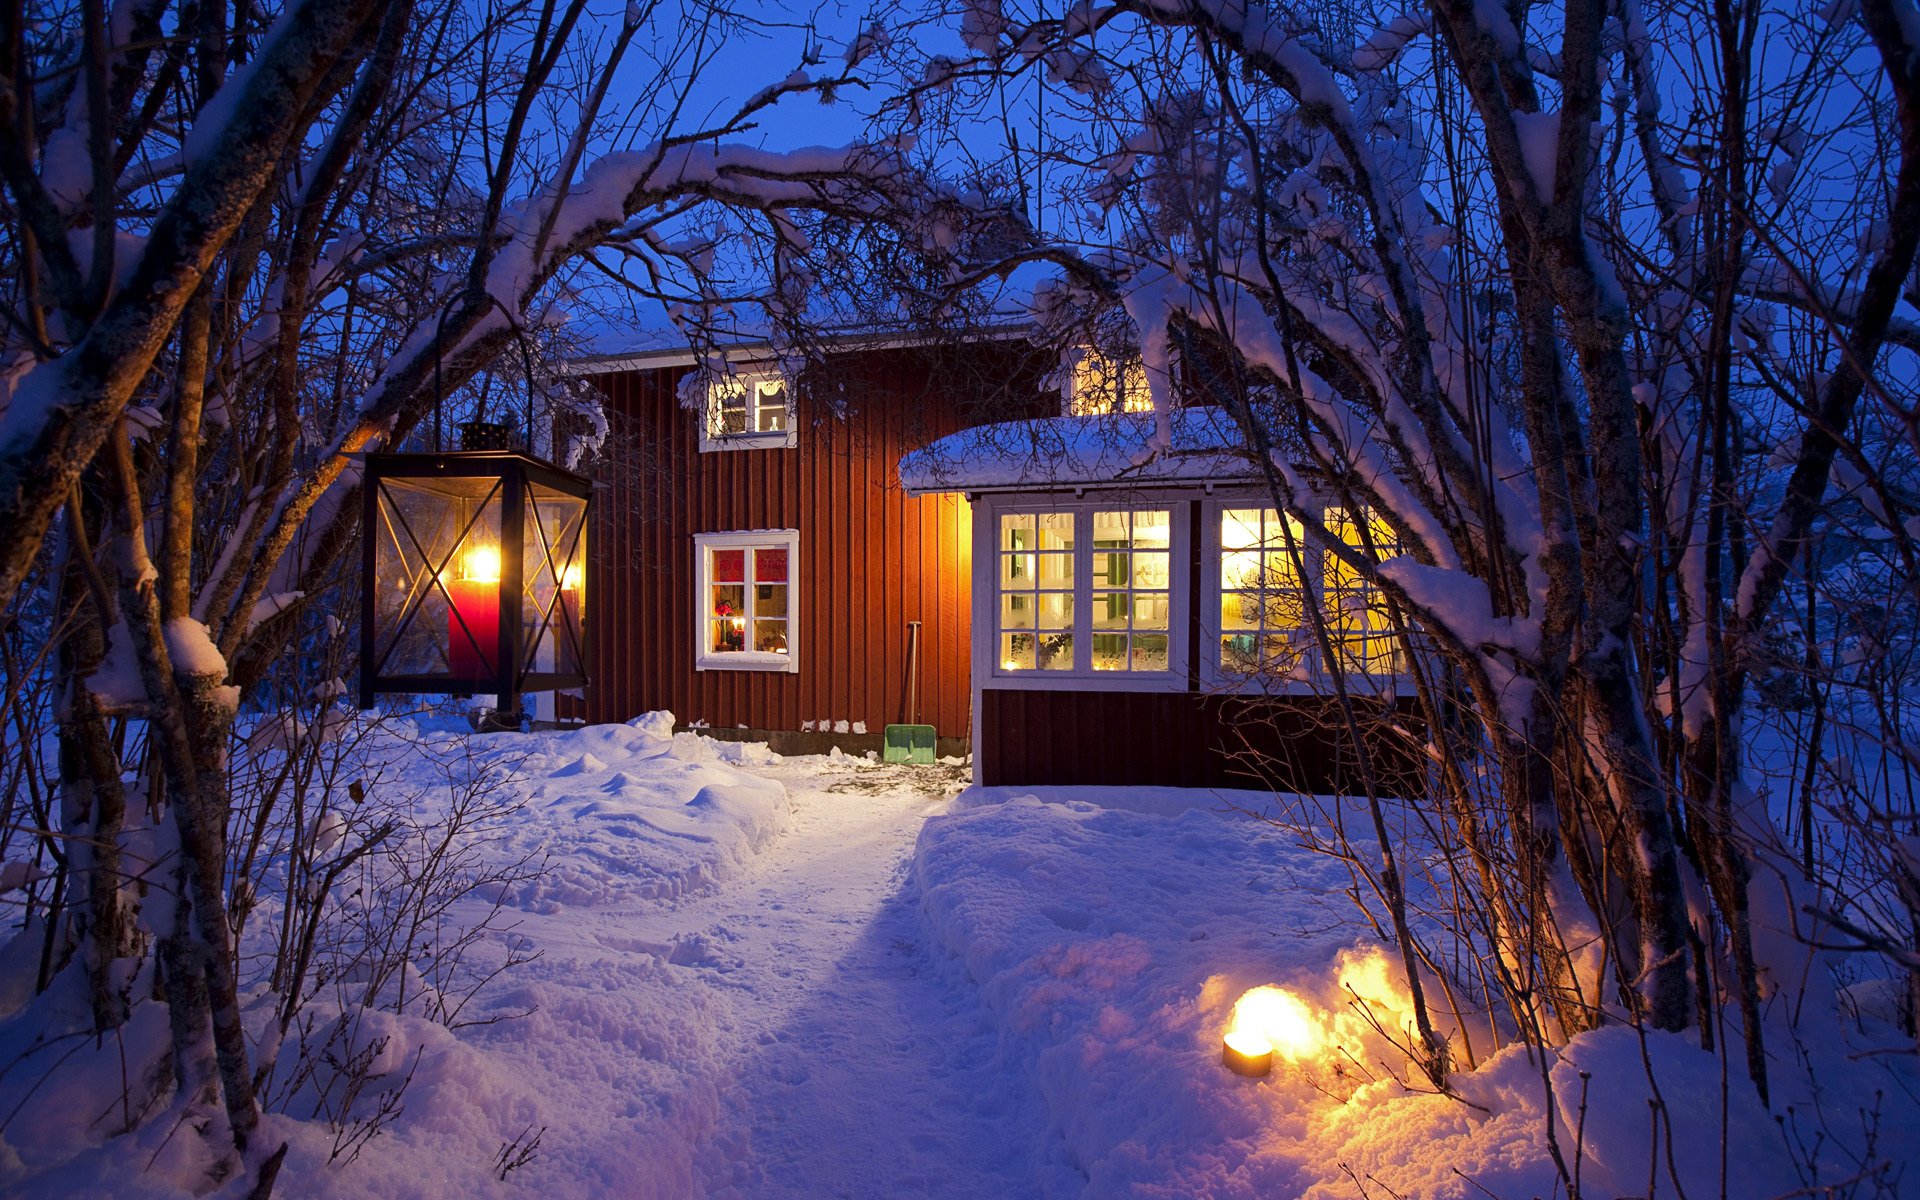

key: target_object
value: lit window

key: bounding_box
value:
[998,512,1075,671]
[993,506,1180,678]
[701,371,796,451]
[1324,507,1403,674]
[1219,507,1308,674]
[1067,349,1154,415]
[694,530,799,671]
[1089,510,1171,671]
[1214,504,1404,677]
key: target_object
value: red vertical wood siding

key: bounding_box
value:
[584,345,1016,738]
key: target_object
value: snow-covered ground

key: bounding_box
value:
[7,714,1917,1199]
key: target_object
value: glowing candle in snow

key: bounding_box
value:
[449,545,502,678]
[1222,985,1322,1077]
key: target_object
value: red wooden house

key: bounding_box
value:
[578,334,1416,794]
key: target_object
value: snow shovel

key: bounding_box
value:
[884,621,938,765]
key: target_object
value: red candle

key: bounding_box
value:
[449,547,502,678]
[556,575,583,675]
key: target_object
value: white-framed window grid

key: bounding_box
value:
[693,529,800,673]
[699,370,797,452]
[975,496,1191,691]
[1200,498,1409,691]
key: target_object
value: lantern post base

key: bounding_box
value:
[469,704,526,734]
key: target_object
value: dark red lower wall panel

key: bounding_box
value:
[979,689,1420,795]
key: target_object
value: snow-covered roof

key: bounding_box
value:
[569,321,1032,375]
[898,407,1257,495]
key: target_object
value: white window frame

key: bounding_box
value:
[1199,495,1411,694]
[972,494,1191,692]
[693,529,800,673]
[698,369,797,452]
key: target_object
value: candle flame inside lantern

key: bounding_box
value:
[463,545,502,584]
[1229,986,1321,1063]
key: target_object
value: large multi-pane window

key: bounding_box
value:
[1324,507,1403,674]
[1214,505,1404,679]
[994,507,1179,678]
[694,530,798,671]
[1219,507,1308,674]
[998,513,1075,670]
[1090,510,1171,671]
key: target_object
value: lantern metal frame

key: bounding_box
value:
[357,448,591,723]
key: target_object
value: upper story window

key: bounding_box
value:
[701,370,796,451]
[992,504,1186,684]
[694,529,799,672]
[1213,504,1404,681]
[1067,349,1154,416]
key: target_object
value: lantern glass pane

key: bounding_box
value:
[525,484,589,680]
[371,475,505,681]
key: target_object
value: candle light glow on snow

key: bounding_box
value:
[1227,985,1322,1062]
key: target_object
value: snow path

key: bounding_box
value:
[472,756,1053,1199]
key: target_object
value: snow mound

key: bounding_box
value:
[505,718,791,910]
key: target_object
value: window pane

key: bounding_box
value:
[1091,510,1129,549]
[1037,592,1074,630]
[755,546,788,583]
[1262,549,1301,589]
[1091,592,1129,630]
[1093,551,1128,583]
[1000,552,1033,588]
[1221,508,1265,550]
[1131,510,1171,548]
[1131,634,1170,672]
[1037,633,1073,670]
[754,584,788,617]
[752,619,789,653]
[711,583,744,617]
[1038,512,1074,551]
[1001,632,1036,670]
[1222,550,1261,590]
[1133,593,1170,630]
[755,380,789,432]
[1001,513,1035,552]
[1001,593,1034,630]
[710,618,746,653]
[1222,590,1260,631]
[712,548,745,583]
[1264,591,1305,627]
[1132,551,1169,589]
[1091,633,1128,671]
[1036,552,1074,587]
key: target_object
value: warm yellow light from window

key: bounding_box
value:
[1070,349,1153,415]
[463,545,502,583]
[560,562,581,591]
[1229,985,1322,1063]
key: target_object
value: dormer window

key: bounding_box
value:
[701,370,797,451]
[1067,349,1154,416]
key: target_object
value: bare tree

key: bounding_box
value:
[874,0,1920,1105]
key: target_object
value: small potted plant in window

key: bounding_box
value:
[714,599,745,651]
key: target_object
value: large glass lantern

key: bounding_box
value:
[358,447,589,726]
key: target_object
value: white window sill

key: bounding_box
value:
[696,651,798,673]
[983,671,1189,693]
